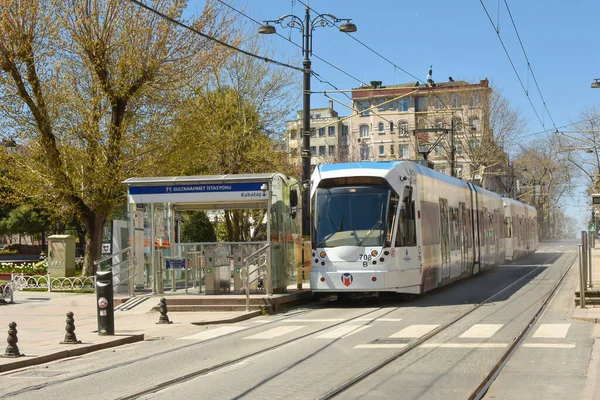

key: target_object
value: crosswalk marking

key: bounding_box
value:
[390,324,439,338]
[459,324,503,338]
[243,325,304,340]
[355,318,403,322]
[283,319,345,323]
[178,326,247,341]
[522,343,576,349]
[315,325,371,339]
[532,324,571,338]
[355,343,408,349]
[421,343,508,348]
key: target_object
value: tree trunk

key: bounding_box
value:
[82,214,107,277]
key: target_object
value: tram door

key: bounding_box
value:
[459,203,468,275]
[439,198,450,281]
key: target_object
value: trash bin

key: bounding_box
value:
[96,270,114,335]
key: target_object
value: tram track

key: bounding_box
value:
[317,251,568,400]
[0,306,394,399]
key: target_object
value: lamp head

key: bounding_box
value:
[339,21,357,33]
[258,24,276,35]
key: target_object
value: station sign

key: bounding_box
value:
[165,258,186,269]
[128,182,268,203]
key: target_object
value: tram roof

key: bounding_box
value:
[122,173,279,186]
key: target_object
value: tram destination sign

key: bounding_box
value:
[128,182,268,203]
[165,258,186,270]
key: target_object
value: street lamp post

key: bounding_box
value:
[259,8,356,241]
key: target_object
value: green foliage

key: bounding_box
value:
[0,244,42,255]
[180,211,217,243]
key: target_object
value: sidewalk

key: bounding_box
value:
[0,291,273,373]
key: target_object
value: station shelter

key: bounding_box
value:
[121,173,303,296]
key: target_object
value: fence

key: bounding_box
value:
[8,273,95,293]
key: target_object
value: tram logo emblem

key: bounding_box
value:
[341,273,353,287]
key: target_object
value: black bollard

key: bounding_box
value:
[157,297,172,324]
[61,311,82,344]
[2,321,23,358]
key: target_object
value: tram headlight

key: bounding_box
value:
[319,251,327,258]
[371,250,378,257]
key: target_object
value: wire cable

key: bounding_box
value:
[124,0,303,73]
[503,0,556,129]
[479,0,547,130]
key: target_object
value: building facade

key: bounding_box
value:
[285,101,349,167]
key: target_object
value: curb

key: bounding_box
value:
[573,316,600,324]
[0,334,144,373]
[192,310,262,326]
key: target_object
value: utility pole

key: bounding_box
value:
[450,120,456,178]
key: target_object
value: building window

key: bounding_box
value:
[452,118,462,131]
[399,121,409,136]
[328,126,335,136]
[378,122,385,134]
[342,125,348,136]
[470,92,480,107]
[416,96,428,111]
[360,146,370,161]
[319,145,326,155]
[359,124,370,138]
[435,163,448,173]
[291,148,298,157]
[469,139,480,150]
[398,98,409,112]
[451,94,460,108]
[435,119,446,129]
[357,101,370,116]
[390,144,395,155]
[456,143,463,155]
[390,121,395,133]
[341,145,349,156]
[379,145,385,157]
[290,130,297,139]
[387,100,396,111]
[310,146,316,155]
[399,144,409,159]
[435,144,446,156]
[328,145,335,155]
[435,97,444,110]
[319,127,326,137]
[310,128,316,137]
[470,118,481,131]
[376,99,385,111]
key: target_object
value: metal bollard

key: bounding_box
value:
[61,311,82,344]
[157,297,172,324]
[580,243,587,308]
[2,321,23,358]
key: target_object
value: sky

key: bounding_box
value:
[186,0,600,229]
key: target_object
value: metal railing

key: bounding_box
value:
[9,273,95,293]
[94,247,135,297]
[241,244,270,311]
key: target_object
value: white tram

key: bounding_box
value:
[503,198,538,260]
[309,161,537,296]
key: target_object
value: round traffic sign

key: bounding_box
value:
[98,297,108,309]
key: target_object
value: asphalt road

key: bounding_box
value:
[0,241,590,400]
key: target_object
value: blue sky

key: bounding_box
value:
[188,0,600,228]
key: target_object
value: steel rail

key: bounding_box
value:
[467,255,576,400]
[317,252,565,400]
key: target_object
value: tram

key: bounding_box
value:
[309,161,537,297]
[503,198,538,260]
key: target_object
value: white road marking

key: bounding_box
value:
[459,324,503,338]
[354,343,408,349]
[532,324,571,338]
[522,343,576,349]
[390,324,439,338]
[178,326,247,341]
[355,318,403,322]
[282,319,345,323]
[315,325,371,339]
[243,325,304,340]
[421,343,508,348]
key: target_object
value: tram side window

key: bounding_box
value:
[386,193,399,246]
[505,217,511,238]
[396,188,417,247]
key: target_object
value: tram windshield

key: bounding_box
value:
[313,185,391,248]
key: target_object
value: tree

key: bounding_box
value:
[181,211,216,243]
[512,134,573,240]
[0,0,238,275]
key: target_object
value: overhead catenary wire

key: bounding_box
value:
[479,0,548,131]
[502,0,556,130]
[124,0,303,73]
